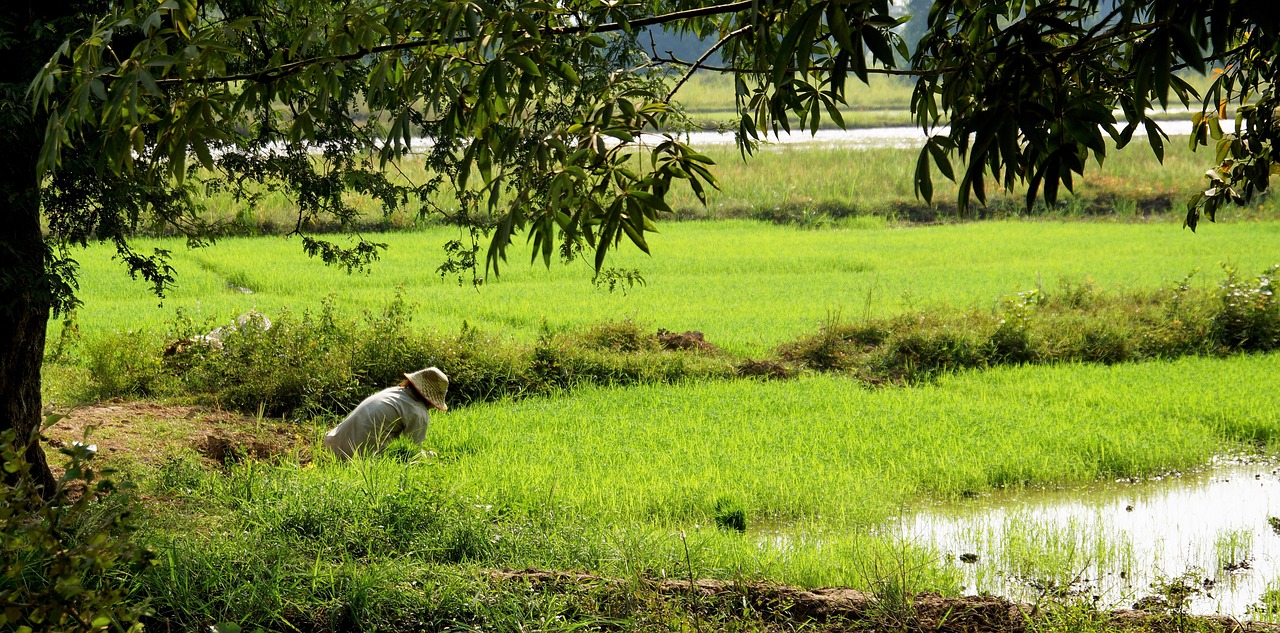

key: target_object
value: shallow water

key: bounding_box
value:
[397,117,1207,154]
[643,118,1204,150]
[891,460,1280,620]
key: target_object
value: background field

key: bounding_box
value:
[66,219,1280,355]
[177,136,1280,234]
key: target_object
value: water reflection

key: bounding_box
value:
[895,460,1280,619]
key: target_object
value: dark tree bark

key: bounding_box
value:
[1,1,78,495]
[0,108,57,495]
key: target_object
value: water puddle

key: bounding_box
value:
[893,460,1280,620]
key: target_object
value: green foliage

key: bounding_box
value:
[174,302,359,416]
[79,295,736,416]
[82,329,167,399]
[1211,264,1279,351]
[911,0,1274,226]
[0,429,150,632]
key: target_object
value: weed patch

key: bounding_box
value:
[777,269,1279,384]
[67,267,1280,413]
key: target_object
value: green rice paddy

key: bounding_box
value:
[66,219,1280,355]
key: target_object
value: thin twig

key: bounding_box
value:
[154,0,757,87]
[665,24,753,103]
[651,55,959,77]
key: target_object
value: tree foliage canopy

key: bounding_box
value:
[24,0,1280,308]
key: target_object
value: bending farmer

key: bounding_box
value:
[324,367,449,460]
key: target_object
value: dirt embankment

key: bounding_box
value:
[487,568,1280,633]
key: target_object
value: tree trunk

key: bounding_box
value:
[0,2,66,495]
[0,125,56,495]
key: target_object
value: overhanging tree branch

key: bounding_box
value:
[153,0,758,87]
[665,24,753,103]
[651,55,961,77]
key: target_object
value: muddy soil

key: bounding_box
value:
[657,328,719,353]
[40,400,311,470]
[487,568,1280,633]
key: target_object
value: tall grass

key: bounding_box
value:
[168,137,1280,234]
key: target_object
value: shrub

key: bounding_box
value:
[179,303,359,416]
[82,330,166,399]
[576,319,658,353]
[778,321,887,371]
[0,428,151,632]
[985,291,1040,364]
[1212,264,1280,351]
[884,328,984,376]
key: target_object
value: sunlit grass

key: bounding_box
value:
[432,354,1280,528]
[122,352,1280,629]
[63,219,1280,357]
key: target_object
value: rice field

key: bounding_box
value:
[65,219,1280,356]
[39,104,1280,628]
[435,354,1280,528]
[117,353,1280,627]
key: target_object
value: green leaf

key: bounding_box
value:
[773,5,823,86]
[861,26,894,66]
[628,190,672,214]
[827,4,854,53]
[194,138,215,172]
[914,149,933,202]
[1144,119,1165,162]
[926,139,954,181]
[511,54,540,77]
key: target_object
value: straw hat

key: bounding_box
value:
[404,367,449,411]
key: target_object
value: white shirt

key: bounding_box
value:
[323,386,431,459]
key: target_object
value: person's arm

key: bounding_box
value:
[402,407,430,445]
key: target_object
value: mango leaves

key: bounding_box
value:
[31,0,1279,284]
[910,0,1280,222]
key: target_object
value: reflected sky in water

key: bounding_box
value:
[894,460,1280,619]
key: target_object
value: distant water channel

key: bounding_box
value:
[641,118,1201,150]
[890,460,1280,620]
[399,119,1203,154]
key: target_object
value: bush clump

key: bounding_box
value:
[776,267,1278,383]
[76,294,736,418]
[1,428,152,632]
[1212,264,1280,351]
